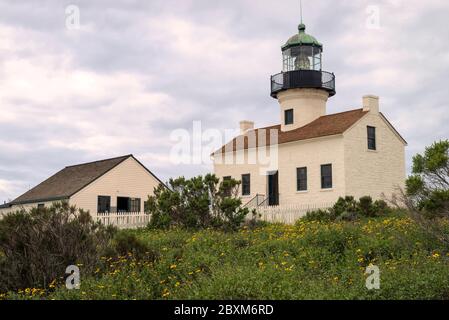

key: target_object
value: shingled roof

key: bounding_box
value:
[214,108,369,155]
[11,155,133,205]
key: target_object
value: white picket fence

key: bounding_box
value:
[92,212,151,229]
[254,202,334,225]
[90,203,333,229]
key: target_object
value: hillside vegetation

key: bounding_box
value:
[4,211,449,300]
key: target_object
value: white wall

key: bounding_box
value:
[69,157,162,214]
[277,88,328,131]
[343,112,406,200]
[214,149,269,203]
[0,200,60,216]
[214,135,346,205]
[278,136,346,205]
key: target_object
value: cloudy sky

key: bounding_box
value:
[0,0,448,202]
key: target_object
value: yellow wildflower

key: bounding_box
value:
[162,289,170,298]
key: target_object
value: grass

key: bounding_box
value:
[4,213,449,300]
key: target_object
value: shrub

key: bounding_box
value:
[0,202,116,293]
[331,196,358,217]
[302,209,335,223]
[243,210,269,230]
[405,140,449,216]
[302,196,391,223]
[400,140,449,247]
[358,196,375,217]
[373,199,390,216]
[147,174,248,231]
[112,231,159,262]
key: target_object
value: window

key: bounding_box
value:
[296,167,307,191]
[321,164,333,189]
[285,109,294,125]
[223,176,232,197]
[242,174,251,196]
[97,196,111,213]
[367,126,376,150]
[130,198,141,212]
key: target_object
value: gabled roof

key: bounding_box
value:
[214,108,369,155]
[10,155,164,206]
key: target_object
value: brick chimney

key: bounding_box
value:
[363,95,379,113]
[239,120,254,135]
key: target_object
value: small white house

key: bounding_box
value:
[213,23,407,207]
[0,155,164,215]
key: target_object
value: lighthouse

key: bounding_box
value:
[271,23,336,131]
[213,16,407,209]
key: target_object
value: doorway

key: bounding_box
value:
[267,171,279,206]
[117,197,130,212]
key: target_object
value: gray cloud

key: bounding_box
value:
[0,0,448,202]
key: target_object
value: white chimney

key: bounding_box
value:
[363,95,379,113]
[239,120,254,134]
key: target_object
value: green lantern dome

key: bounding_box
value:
[282,24,322,51]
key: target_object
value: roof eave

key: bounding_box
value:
[282,42,323,51]
[10,196,70,206]
[213,133,345,157]
[379,113,408,146]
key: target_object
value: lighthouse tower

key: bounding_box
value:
[270,23,336,131]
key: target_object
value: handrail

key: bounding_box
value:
[243,194,266,208]
[270,70,336,98]
[258,197,269,207]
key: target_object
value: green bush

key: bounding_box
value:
[331,196,358,217]
[406,140,449,216]
[0,202,116,293]
[302,209,335,223]
[302,196,390,223]
[358,196,375,217]
[147,174,248,231]
[112,231,159,262]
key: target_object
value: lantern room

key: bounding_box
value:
[271,23,335,98]
[282,24,322,72]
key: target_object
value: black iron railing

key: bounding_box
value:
[271,70,336,98]
[243,194,266,208]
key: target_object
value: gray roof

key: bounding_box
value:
[10,155,162,205]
